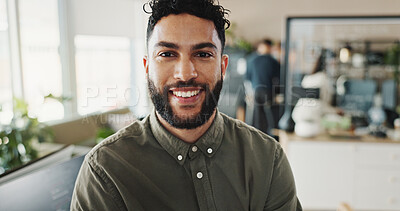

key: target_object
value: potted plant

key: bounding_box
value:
[0,98,54,174]
[385,42,400,83]
[385,42,400,114]
[225,22,253,54]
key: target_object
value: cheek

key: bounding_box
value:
[203,65,221,82]
[148,63,170,85]
[197,61,221,76]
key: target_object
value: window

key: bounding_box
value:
[75,35,131,115]
[18,0,64,122]
[0,0,13,125]
[0,1,143,123]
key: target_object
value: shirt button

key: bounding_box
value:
[196,172,203,179]
[191,146,198,152]
[177,155,183,161]
[207,148,213,154]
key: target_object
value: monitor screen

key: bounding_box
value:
[0,155,84,211]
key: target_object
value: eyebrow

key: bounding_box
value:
[154,41,217,51]
[191,42,217,51]
[154,41,179,49]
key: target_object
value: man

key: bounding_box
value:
[246,39,281,135]
[71,0,301,210]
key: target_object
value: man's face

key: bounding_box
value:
[143,13,229,129]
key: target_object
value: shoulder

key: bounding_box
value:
[219,112,279,150]
[85,116,149,164]
[246,52,258,62]
[265,55,280,65]
[253,55,277,66]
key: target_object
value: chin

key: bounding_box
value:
[172,107,201,120]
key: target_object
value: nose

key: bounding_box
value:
[173,57,198,81]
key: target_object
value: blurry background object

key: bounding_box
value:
[337,202,354,211]
[0,98,54,175]
[292,98,322,137]
[339,43,352,63]
[368,94,387,137]
[280,16,400,211]
[245,39,281,135]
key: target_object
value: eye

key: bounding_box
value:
[196,52,213,58]
[159,52,175,57]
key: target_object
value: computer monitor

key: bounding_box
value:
[0,145,75,185]
[0,155,85,211]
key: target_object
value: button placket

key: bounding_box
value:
[189,153,216,211]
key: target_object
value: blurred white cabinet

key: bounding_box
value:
[353,144,400,210]
[282,134,400,211]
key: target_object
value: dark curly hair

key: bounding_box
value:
[143,0,230,52]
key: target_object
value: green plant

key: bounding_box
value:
[225,22,254,54]
[44,93,72,102]
[235,39,253,53]
[0,98,54,174]
[95,127,115,144]
[385,43,400,83]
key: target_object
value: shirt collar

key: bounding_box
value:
[149,109,224,165]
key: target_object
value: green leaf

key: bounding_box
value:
[44,94,72,103]
[13,97,29,116]
[1,98,54,174]
[97,127,115,139]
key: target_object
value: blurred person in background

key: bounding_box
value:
[246,39,281,135]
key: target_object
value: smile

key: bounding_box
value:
[172,90,201,98]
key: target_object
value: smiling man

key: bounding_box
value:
[145,12,228,143]
[71,0,301,210]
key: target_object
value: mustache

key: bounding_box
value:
[163,79,209,91]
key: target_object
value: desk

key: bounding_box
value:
[279,131,400,211]
[0,143,91,185]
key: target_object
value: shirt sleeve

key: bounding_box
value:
[263,145,302,211]
[70,157,127,211]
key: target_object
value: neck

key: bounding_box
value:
[156,110,217,143]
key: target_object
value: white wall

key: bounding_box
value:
[67,0,147,39]
[66,0,400,44]
[221,0,400,43]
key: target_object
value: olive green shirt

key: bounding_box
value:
[71,110,301,211]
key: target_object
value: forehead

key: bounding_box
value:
[149,13,221,50]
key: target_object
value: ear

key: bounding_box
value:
[143,55,149,75]
[221,54,229,79]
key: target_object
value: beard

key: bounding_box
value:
[148,77,223,129]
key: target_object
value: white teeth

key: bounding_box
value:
[173,90,200,98]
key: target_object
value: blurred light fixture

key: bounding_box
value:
[339,43,352,63]
[237,58,247,75]
[352,53,365,68]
